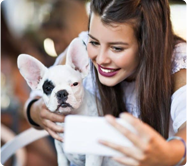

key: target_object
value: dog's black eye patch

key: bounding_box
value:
[43,80,55,95]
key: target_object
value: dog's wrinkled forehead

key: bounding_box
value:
[42,65,82,95]
[49,65,82,82]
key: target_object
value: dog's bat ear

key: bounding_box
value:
[66,38,89,78]
[17,54,47,90]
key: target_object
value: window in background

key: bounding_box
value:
[170,0,187,40]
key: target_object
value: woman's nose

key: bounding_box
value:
[96,48,111,64]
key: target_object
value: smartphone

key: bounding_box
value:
[64,115,136,156]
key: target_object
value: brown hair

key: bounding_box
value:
[89,0,185,138]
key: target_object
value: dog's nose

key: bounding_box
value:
[56,90,68,101]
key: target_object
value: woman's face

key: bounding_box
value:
[87,13,139,86]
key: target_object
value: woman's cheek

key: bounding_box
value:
[87,44,97,60]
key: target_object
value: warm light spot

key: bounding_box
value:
[1,95,10,109]
[43,38,57,57]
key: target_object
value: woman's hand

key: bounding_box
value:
[99,113,172,166]
[30,98,65,142]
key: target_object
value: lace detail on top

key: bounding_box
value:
[172,42,187,74]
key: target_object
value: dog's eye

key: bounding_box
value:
[43,80,55,95]
[73,82,79,86]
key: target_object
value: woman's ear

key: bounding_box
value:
[66,38,89,78]
[17,54,47,90]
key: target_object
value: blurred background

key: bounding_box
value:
[1,0,186,166]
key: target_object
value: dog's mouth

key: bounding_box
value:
[60,102,72,108]
[55,102,73,113]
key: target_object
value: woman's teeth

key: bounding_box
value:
[100,68,116,73]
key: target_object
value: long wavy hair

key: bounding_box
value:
[89,0,185,138]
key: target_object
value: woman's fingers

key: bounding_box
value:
[120,113,152,135]
[39,108,64,133]
[40,109,65,123]
[44,120,64,133]
[112,156,139,166]
[105,115,147,149]
[99,140,143,161]
[46,128,63,142]
[31,98,65,140]
[120,113,155,144]
[38,99,65,135]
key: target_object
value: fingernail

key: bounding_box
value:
[119,113,126,118]
[98,139,105,144]
[112,157,118,161]
[105,115,114,123]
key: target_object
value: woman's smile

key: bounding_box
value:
[98,64,121,77]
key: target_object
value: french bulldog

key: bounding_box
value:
[17,38,103,166]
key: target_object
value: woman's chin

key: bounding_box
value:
[98,75,120,87]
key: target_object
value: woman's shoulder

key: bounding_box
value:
[172,42,187,74]
[172,42,186,60]
[172,42,186,93]
[173,69,186,93]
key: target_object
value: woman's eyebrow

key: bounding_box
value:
[88,34,129,45]
[108,42,129,45]
[88,34,98,41]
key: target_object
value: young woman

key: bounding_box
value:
[25,0,186,165]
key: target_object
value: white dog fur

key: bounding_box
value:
[17,38,103,166]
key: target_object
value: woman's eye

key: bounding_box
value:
[111,47,124,52]
[89,41,99,46]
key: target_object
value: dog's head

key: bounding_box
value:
[17,38,89,114]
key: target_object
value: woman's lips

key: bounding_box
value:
[98,64,120,77]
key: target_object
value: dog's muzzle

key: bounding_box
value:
[55,102,73,112]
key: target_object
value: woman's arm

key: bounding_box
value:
[169,68,187,165]
[173,69,186,92]
[169,122,186,165]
